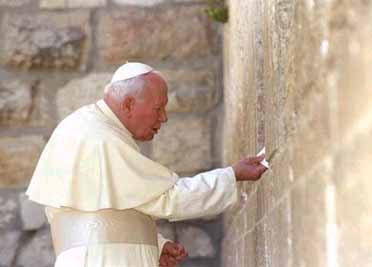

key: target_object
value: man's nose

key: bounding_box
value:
[160,109,168,123]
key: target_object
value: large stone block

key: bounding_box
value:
[221,238,234,267]
[173,0,205,2]
[40,0,107,9]
[256,148,292,221]
[16,227,55,267]
[162,69,219,113]
[262,0,296,154]
[56,73,111,120]
[0,79,53,127]
[326,1,372,142]
[0,0,30,6]
[223,182,248,228]
[112,0,164,6]
[0,136,45,187]
[176,225,215,258]
[290,160,332,267]
[0,190,20,230]
[266,197,292,267]
[151,115,211,173]
[243,230,256,267]
[0,230,22,267]
[255,217,269,267]
[289,92,332,180]
[19,192,47,231]
[222,1,262,166]
[0,79,32,124]
[28,81,56,128]
[0,11,91,71]
[97,7,215,64]
[335,126,372,266]
[39,0,65,9]
[68,0,106,7]
[244,190,257,233]
[255,194,292,267]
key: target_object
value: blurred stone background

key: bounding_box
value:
[2,0,372,267]
[0,0,224,267]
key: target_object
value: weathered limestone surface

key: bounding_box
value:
[0,191,20,229]
[39,0,65,9]
[0,136,45,187]
[0,80,33,124]
[176,225,215,258]
[0,231,22,267]
[173,0,204,2]
[222,0,262,165]
[97,7,214,64]
[335,126,372,266]
[162,69,218,113]
[41,0,106,9]
[15,227,55,267]
[0,0,30,6]
[290,162,331,266]
[0,79,53,127]
[329,2,372,265]
[151,115,211,173]
[56,73,110,119]
[0,11,91,70]
[112,0,164,6]
[223,0,372,267]
[19,192,47,231]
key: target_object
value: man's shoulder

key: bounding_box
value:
[54,104,106,136]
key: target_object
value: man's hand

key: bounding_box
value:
[159,241,188,267]
[232,155,267,181]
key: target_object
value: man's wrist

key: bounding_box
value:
[231,165,240,181]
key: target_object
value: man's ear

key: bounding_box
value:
[121,96,135,116]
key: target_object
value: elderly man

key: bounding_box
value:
[26,62,267,267]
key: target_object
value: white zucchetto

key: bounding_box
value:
[110,62,154,84]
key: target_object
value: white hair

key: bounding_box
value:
[104,74,147,102]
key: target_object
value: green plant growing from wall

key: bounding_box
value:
[205,0,228,23]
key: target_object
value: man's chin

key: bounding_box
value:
[133,133,155,142]
[143,133,156,141]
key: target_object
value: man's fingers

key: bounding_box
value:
[247,155,265,164]
[256,164,267,176]
[175,250,187,261]
[173,244,186,255]
[259,161,268,170]
[172,245,187,261]
[160,255,178,267]
[163,243,187,264]
[167,256,178,266]
[159,257,168,267]
[170,247,179,256]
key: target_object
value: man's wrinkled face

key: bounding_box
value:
[129,74,168,141]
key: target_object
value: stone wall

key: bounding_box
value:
[222,0,372,266]
[0,1,224,267]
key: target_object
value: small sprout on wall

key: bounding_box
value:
[205,0,228,23]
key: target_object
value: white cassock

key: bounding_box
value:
[26,99,237,267]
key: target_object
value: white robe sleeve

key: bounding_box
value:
[136,167,238,222]
[157,233,171,257]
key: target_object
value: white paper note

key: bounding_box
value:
[256,147,269,169]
